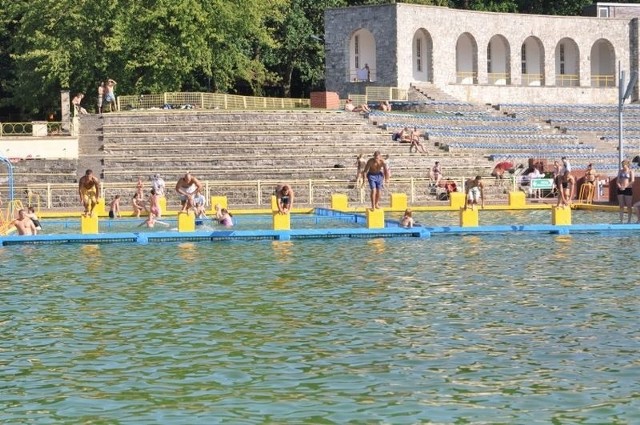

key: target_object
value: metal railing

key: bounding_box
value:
[0,121,71,138]
[591,74,615,87]
[487,73,510,85]
[0,200,23,235]
[521,73,544,86]
[117,92,311,111]
[456,72,477,84]
[556,74,580,87]
[7,177,514,212]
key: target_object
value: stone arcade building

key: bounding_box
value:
[324,3,640,104]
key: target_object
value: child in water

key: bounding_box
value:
[138,213,169,228]
[401,208,414,228]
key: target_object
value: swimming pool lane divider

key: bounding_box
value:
[3,208,640,246]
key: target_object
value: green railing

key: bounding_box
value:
[0,121,70,138]
[117,92,311,111]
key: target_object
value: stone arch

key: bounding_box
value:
[456,32,478,84]
[412,29,433,83]
[349,28,376,82]
[555,38,580,87]
[590,39,616,87]
[487,34,511,85]
[521,36,545,86]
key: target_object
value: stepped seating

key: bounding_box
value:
[4,159,78,185]
[444,142,593,153]
[97,109,494,186]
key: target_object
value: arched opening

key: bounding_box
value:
[412,29,433,83]
[590,39,616,87]
[521,36,545,86]
[487,35,511,85]
[349,28,376,82]
[555,38,580,87]
[456,33,478,84]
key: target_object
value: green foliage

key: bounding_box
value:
[0,0,618,119]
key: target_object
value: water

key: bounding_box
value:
[1,215,639,423]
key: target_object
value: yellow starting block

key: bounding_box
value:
[552,205,572,225]
[273,211,291,230]
[80,214,99,234]
[331,194,349,211]
[460,207,479,227]
[177,211,195,232]
[366,208,385,229]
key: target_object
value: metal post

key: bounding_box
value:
[619,69,625,166]
[257,180,262,206]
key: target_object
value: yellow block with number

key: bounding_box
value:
[177,211,195,232]
[366,208,385,229]
[271,195,278,211]
[460,207,479,227]
[552,205,572,225]
[331,194,349,211]
[80,214,99,234]
[390,193,407,211]
[273,212,291,230]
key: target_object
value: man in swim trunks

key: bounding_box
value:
[363,151,390,210]
[105,78,117,112]
[275,184,294,214]
[175,172,203,213]
[78,169,101,217]
[10,209,37,235]
[465,175,485,210]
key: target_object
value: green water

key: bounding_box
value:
[1,233,639,424]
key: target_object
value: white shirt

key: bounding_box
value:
[152,177,165,196]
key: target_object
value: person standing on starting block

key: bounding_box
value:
[175,172,203,213]
[275,184,294,214]
[78,169,101,217]
[465,175,484,210]
[363,151,390,210]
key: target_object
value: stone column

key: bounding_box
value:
[60,90,71,133]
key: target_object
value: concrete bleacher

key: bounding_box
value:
[98,110,492,183]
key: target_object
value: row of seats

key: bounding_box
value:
[499,102,640,111]
[487,152,617,161]
[383,123,542,132]
[369,111,523,122]
[446,142,594,151]
[429,132,578,140]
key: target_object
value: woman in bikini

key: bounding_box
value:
[616,160,635,223]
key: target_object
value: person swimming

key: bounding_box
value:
[214,204,234,227]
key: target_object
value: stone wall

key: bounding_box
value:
[325,3,638,104]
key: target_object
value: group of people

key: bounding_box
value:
[392,127,428,154]
[72,78,117,116]
[81,170,234,228]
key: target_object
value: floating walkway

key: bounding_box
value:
[2,209,640,246]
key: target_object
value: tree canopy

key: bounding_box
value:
[0,0,597,120]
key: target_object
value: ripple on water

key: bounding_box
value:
[1,235,639,423]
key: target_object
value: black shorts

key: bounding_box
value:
[617,187,633,196]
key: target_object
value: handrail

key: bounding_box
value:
[117,92,311,112]
[12,177,507,210]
